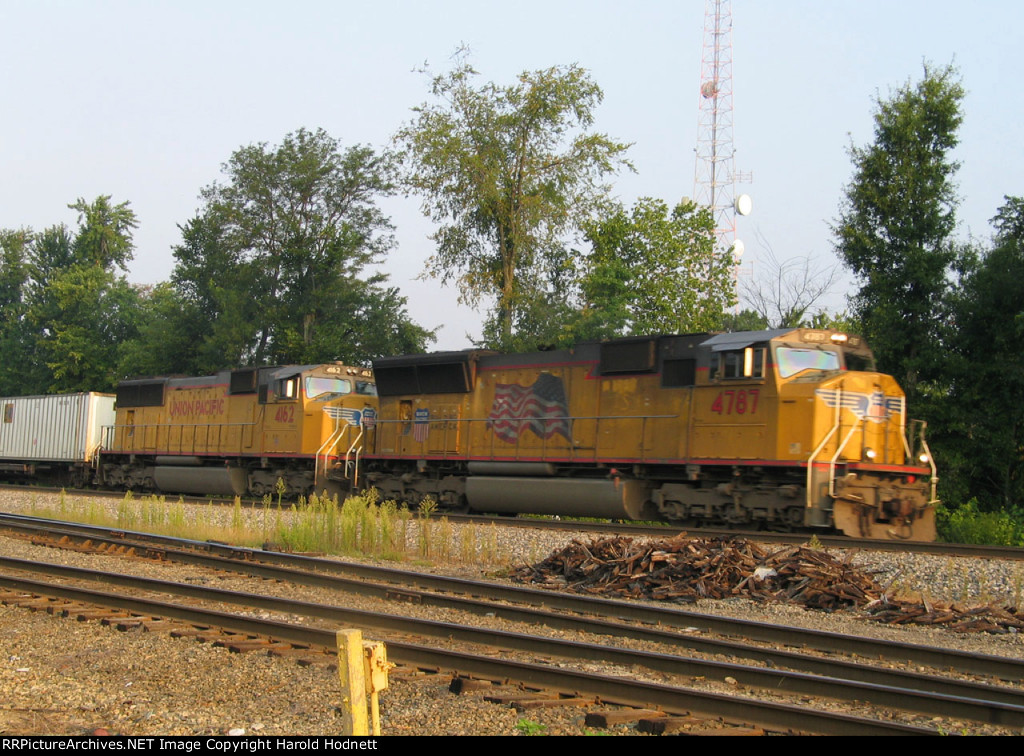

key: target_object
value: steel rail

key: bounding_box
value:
[2,518,1023,706]
[1,511,1020,682]
[1,556,1022,729]
[0,569,939,736]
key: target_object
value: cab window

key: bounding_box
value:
[776,347,841,378]
[843,351,876,373]
[712,347,764,380]
[278,376,299,400]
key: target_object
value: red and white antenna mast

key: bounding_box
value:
[693,0,751,264]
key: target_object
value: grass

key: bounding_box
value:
[26,488,515,569]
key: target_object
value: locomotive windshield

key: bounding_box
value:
[305,377,351,399]
[304,376,377,399]
[775,347,841,378]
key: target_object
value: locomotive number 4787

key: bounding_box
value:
[710,389,760,415]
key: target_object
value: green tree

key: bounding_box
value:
[28,199,143,392]
[0,229,33,395]
[69,195,137,271]
[717,309,769,333]
[171,208,266,371]
[394,58,632,350]
[571,198,733,341]
[833,62,964,404]
[35,266,143,392]
[938,196,1024,510]
[116,283,208,378]
[173,128,433,368]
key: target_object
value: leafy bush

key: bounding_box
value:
[935,499,1024,546]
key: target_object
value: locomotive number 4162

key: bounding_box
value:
[710,389,760,415]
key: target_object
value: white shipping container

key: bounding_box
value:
[0,393,116,463]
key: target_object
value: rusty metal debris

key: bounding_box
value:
[511,534,1024,633]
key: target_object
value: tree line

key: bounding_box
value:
[832,63,1023,516]
[1,56,1020,515]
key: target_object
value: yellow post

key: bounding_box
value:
[336,629,369,736]
[363,641,391,737]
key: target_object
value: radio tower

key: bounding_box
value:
[693,0,750,265]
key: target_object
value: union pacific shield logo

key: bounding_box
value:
[487,374,571,443]
[815,389,902,423]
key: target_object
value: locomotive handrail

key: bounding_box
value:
[806,385,843,510]
[912,420,940,504]
[103,421,258,457]
[314,418,349,487]
[829,415,866,498]
[344,428,364,488]
[896,394,911,460]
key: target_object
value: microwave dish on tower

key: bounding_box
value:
[693,0,750,268]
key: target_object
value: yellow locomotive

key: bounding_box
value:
[100,363,376,498]
[363,329,938,541]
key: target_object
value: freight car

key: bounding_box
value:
[362,329,938,541]
[97,362,376,498]
[0,392,115,488]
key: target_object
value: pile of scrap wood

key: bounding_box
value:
[511,534,881,610]
[862,597,1024,633]
[511,534,1023,633]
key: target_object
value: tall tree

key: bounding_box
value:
[172,128,432,368]
[0,229,33,395]
[69,195,137,271]
[572,198,733,340]
[26,198,143,392]
[35,266,142,392]
[394,58,632,350]
[938,196,1024,510]
[833,63,964,404]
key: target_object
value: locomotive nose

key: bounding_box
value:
[812,374,937,540]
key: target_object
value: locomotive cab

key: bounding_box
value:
[768,330,936,539]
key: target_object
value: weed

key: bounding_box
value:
[515,719,547,736]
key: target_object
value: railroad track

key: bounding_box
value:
[2,512,1022,679]
[4,485,1023,560]
[2,515,1023,734]
[0,566,953,735]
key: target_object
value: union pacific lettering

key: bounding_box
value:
[169,397,226,418]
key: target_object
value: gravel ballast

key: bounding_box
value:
[1,490,1022,736]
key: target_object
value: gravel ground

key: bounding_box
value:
[2,490,1023,736]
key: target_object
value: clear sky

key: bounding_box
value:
[2,1,1021,350]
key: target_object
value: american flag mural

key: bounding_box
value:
[487,374,571,443]
[412,408,430,442]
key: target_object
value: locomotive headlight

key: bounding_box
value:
[918,453,930,465]
[864,447,877,461]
